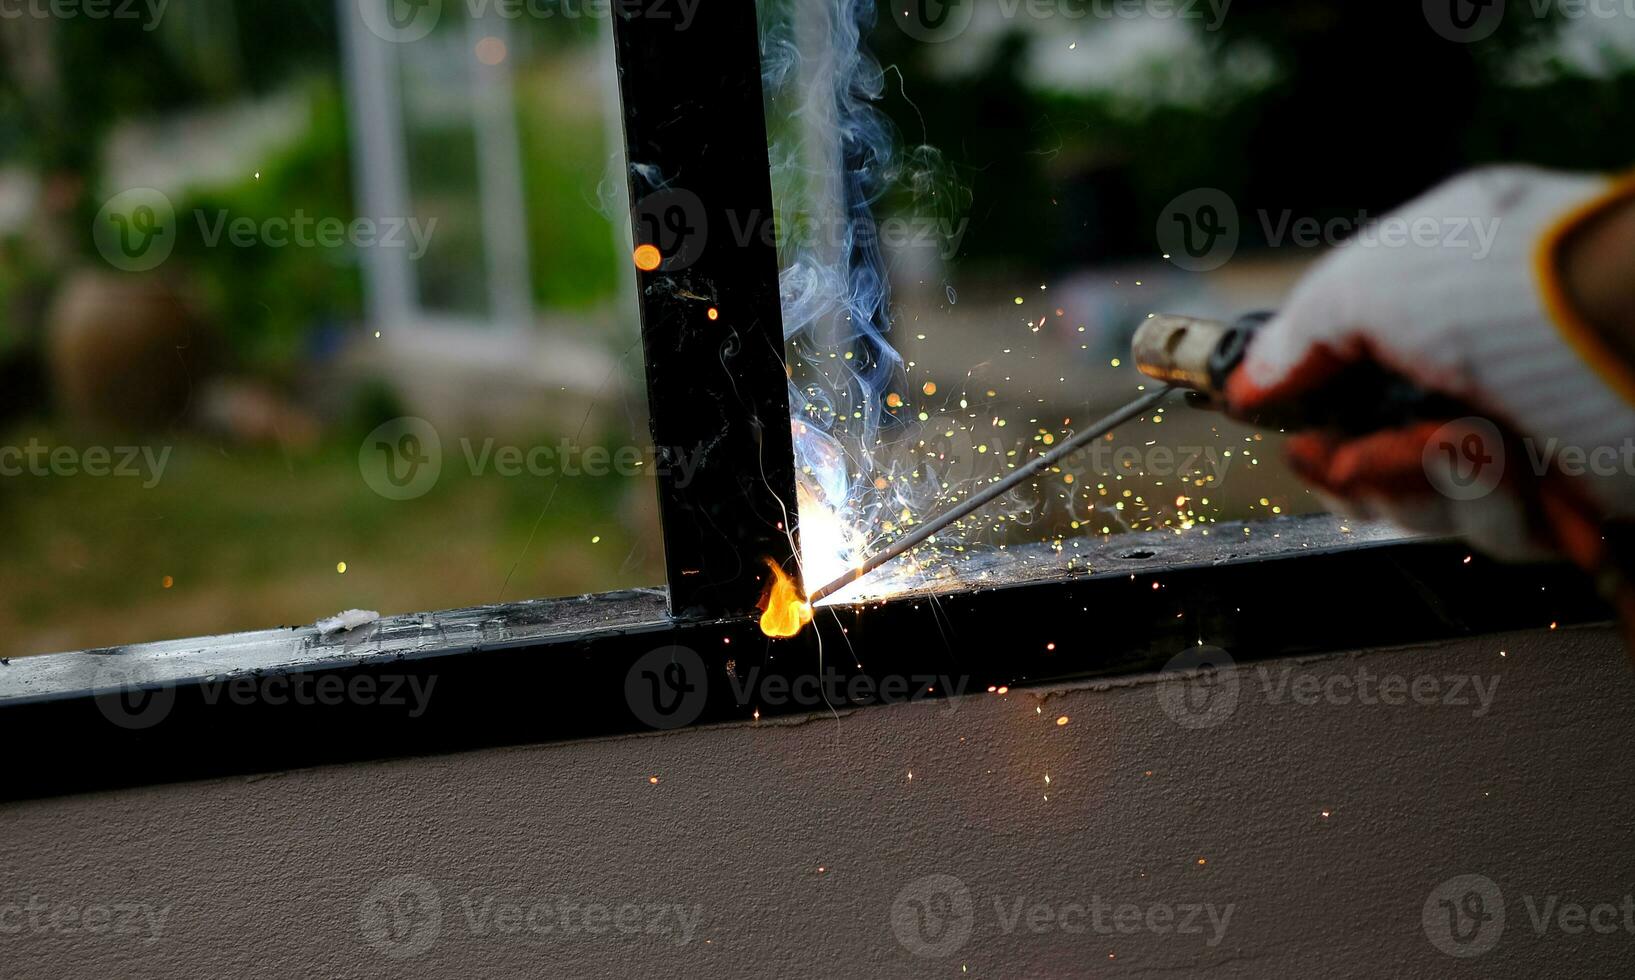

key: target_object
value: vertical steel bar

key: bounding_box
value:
[611,2,800,620]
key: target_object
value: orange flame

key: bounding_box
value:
[758,558,813,638]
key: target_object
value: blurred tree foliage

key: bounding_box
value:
[869,0,1631,273]
[169,83,361,371]
[0,1,624,373]
[0,2,338,186]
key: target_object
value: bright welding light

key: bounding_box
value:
[795,484,861,603]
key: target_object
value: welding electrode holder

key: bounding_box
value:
[1133,311,1464,433]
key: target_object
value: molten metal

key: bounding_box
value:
[758,558,813,638]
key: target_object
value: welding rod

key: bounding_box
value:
[806,383,1176,604]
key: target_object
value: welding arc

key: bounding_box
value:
[806,384,1176,604]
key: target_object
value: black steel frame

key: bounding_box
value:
[0,516,1611,801]
[613,0,800,620]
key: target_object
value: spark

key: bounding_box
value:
[632,244,662,271]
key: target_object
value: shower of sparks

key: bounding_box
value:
[769,9,1279,605]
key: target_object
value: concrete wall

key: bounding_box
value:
[3,625,1633,977]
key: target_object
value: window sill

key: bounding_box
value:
[0,515,1608,801]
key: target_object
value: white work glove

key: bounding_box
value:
[1225,166,1635,574]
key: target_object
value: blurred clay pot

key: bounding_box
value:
[47,269,211,431]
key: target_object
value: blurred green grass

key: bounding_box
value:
[0,425,664,657]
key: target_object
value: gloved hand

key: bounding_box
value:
[1226,166,1635,581]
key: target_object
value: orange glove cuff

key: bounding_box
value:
[1536,170,1635,408]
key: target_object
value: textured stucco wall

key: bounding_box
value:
[3,625,1633,977]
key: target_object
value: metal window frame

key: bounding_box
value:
[612,0,800,620]
[0,515,1611,801]
[0,4,1615,801]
